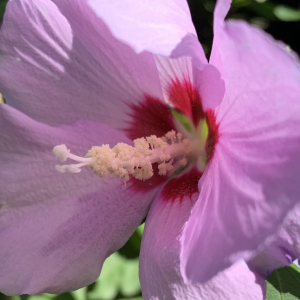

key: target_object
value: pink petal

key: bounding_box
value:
[155,56,224,121]
[139,169,265,299]
[196,64,225,111]
[0,104,156,295]
[181,6,300,284]
[248,203,300,277]
[88,0,206,63]
[0,0,162,128]
[212,0,231,29]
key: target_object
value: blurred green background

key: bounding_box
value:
[188,0,300,57]
[0,0,300,299]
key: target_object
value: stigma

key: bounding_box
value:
[53,130,202,182]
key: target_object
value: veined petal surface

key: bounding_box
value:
[88,0,206,63]
[139,169,265,300]
[181,0,300,284]
[248,203,300,277]
[0,0,162,128]
[0,104,156,295]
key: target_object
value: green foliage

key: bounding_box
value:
[274,6,300,22]
[266,263,300,300]
[118,223,144,260]
[53,294,75,300]
[118,231,141,259]
[86,252,141,300]
[0,293,14,300]
[0,1,8,21]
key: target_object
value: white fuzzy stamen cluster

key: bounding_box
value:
[53,131,191,182]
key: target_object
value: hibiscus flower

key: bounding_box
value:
[0,0,300,299]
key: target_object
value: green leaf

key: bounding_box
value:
[87,282,97,293]
[71,288,86,300]
[88,252,141,300]
[89,253,124,300]
[0,1,8,19]
[274,6,300,22]
[118,230,141,259]
[290,263,300,274]
[118,224,144,259]
[119,259,140,297]
[266,264,300,300]
[136,223,145,236]
[31,295,56,300]
[53,293,75,300]
[1,292,17,300]
[243,1,277,21]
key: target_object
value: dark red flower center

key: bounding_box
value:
[123,78,219,202]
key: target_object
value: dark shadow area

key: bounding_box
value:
[187,0,300,57]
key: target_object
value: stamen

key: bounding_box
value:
[53,131,199,182]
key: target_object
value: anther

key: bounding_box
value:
[53,144,70,162]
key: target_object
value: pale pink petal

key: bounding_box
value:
[0,104,156,295]
[209,0,231,68]
[181,4,300,283]
[0,0,162,128]
[196,64,225,111]
[213,0,231,29]
[139,169,265,300]
[248,203,300,277]
[155,56,224,118]
[88,0,207,63]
